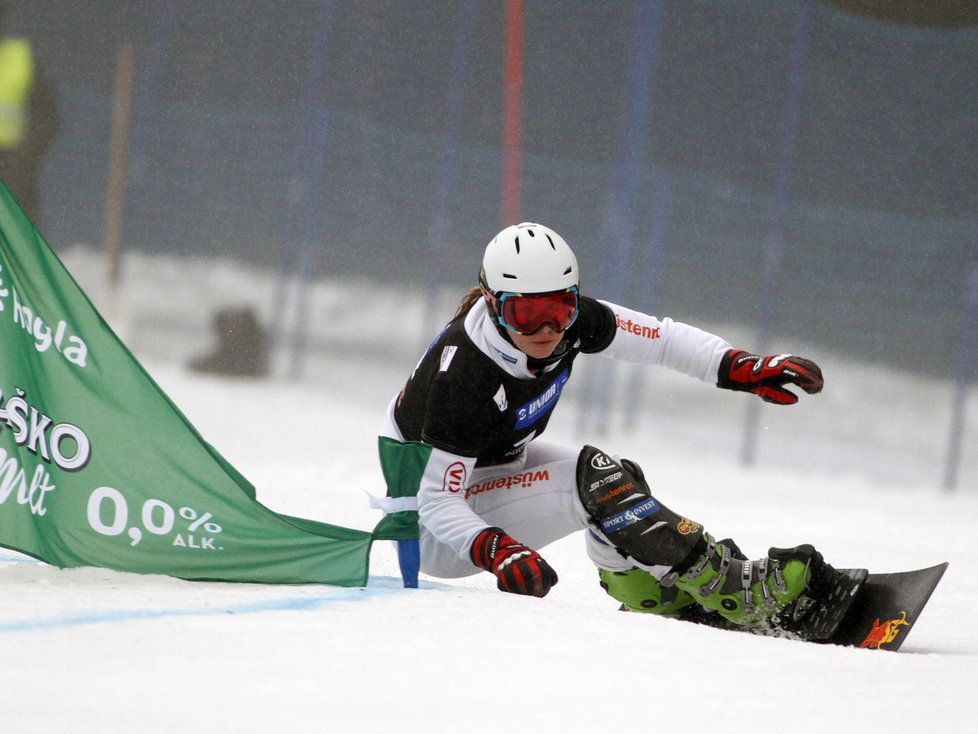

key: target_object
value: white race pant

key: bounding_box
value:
[419,442,646,578]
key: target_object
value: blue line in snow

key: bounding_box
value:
[0,555,38,564]
[0,578,435,634]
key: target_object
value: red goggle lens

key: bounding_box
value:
[498,288,579,335]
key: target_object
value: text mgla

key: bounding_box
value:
[7,286,89,367]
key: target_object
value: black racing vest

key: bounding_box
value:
[394,296,616,466]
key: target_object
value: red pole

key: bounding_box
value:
[502,0,524,225]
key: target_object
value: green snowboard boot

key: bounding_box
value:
[598,567,699,615]
[666,534,821,630]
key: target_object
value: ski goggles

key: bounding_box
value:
[490,286,580,335]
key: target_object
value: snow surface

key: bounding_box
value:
[1,249,976,733]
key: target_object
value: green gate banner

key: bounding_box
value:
[0,180,373,585]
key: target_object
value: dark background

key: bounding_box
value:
[6,0,977,375]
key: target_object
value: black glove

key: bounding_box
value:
[717,349,823,405]
[470,527,558,598]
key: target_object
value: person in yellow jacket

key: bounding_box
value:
[0,8,60,228]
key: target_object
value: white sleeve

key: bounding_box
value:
[416,446,486,561]
[596,300,730,382]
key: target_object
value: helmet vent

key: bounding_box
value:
[563,266,572,275]
[545,233,556,250]
[502,273,517,279]
[514,236,520,254]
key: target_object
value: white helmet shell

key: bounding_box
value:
[481,222,579,294]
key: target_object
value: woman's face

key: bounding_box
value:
[510,325,564,360]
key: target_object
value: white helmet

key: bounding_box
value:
[480,222,579,295]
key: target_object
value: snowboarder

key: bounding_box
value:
[379,222,845,635]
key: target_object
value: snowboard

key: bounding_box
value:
[667,561,948,652]
[824,561,948,651]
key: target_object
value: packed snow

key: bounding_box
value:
[1,249,976,733]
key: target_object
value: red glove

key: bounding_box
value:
[717,349,823,405]
[470,527,558,598]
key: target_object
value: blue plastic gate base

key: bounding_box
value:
[396,539,420,588]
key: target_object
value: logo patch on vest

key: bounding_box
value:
[493,384,508,411]
[514,369,569,429]
[442,462,466,493]
[490,343,519,365]
[600,498,661,534]
[439,345,458,372]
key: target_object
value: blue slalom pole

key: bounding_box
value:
[579,0,662,437]
[397,539,421,588]
[289,0,334,381]
[740,3,812,466]
[421,0,476,343]
[122,1,175,247]
[268,1,333,380]
[404,3,476,589]
[623,171,673,432]
[943,227,978,491]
